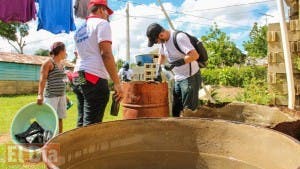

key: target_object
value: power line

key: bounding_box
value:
[184,0,275,12]
[188,4,276,17]
[28,1,270,45]
[114,3,276,27]
[113,0,263,29]
[113,13,212,27]
[135,17,211,27]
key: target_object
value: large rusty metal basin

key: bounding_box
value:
[43,118,300,169]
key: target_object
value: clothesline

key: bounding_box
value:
[0,0,90,35]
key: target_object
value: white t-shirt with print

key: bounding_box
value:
[74,18,112,79]
[159,31,199,81]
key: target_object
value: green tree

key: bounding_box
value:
[243,22,267,58]
[0,21,29,54]
[201,23,245,68]
[34,48,49,56]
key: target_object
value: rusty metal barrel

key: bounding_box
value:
[43,118,300,169]
[121,81,169,119]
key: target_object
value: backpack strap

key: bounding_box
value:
[173,31,184,54]
[173,31,192,76]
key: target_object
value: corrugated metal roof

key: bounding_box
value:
[0,52,74,67]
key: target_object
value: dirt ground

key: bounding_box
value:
[214,86,244,101]
[198,86,300,141]
[214,86,300,117]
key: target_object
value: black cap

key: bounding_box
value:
[146,23,163,47]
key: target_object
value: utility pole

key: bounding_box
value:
[157,0,175,30]
[277,0,295,109]
[126,2,130,65]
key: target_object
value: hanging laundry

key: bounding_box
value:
[36,0,76,34]
[0,0,36,23]
[74,0,90,19]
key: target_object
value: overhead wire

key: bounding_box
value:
[113,0,275,30]
[182,0,275,12]
[112,13,212,27]
[26,0,276,50]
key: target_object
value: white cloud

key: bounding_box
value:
[110,2,167,62]
[176,0,278,29]
[230,31,249,41]
[0,0,287,62]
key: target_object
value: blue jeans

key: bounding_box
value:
[73,79,109,127]
[172,72,201,117]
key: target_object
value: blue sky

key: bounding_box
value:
[0,0,282,62]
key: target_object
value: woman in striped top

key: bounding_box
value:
[37,42,67,133]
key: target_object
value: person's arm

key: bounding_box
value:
[183,49,199,64]
[170,33,199,67]
[37,60,52,105]
[99,42,123,101]
[97,21,123,101]
[158,54,166,65]
[153,54,166,82]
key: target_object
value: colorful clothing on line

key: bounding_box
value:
[0,0,36,23]
[74,0,89,19]
[36,0,76,34]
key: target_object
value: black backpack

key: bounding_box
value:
[173,31,208,68]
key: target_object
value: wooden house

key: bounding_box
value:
[0,52,74,95]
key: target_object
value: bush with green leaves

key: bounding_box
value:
[236,78,272,105]
[201,66,266,87]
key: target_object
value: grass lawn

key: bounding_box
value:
[0,92,121,169]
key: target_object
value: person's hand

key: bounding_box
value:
[154,74,162,82]
[37,94,43,105]
[154,65,162,82]
[113,83,123,102]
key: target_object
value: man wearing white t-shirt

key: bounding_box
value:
[73,0,123,126]
[146,23,201,117]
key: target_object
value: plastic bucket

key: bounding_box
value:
[135,54,154,65]
[10,102,59,151]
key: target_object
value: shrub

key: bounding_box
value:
[235,78,272,105]
[201,66,266,87]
